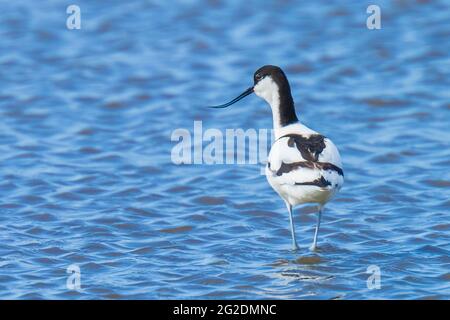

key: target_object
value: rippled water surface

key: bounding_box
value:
[1,0,449,299]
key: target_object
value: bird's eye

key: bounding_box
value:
[255,73,262,81]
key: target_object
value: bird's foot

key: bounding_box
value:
[292,243,300,251]
[309,244,318,252]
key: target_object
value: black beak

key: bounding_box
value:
[208,87,254,109]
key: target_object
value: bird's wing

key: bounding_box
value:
[267,134,343,188]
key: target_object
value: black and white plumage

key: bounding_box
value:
[209,65,344,251]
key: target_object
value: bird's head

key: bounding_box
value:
[208,65,291,109]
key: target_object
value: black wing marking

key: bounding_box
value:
[276,161,344,177]
[284,134,326,162]
[295,176,331,188]
[271,134,344,187]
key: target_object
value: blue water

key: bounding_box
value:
[0,0,449,299]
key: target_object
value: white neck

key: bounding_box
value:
[269,91,282,131]
[254,77,283,130]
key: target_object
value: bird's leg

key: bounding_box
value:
[310,204,324,251]
[285,202,299,250]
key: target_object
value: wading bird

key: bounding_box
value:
[208,65,344,251]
